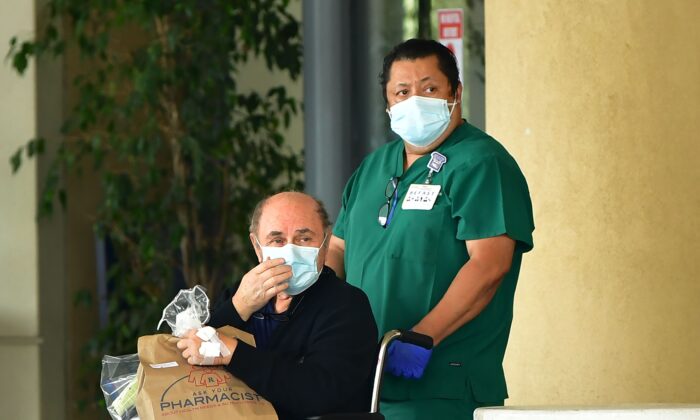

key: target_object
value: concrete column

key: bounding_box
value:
[36,2,68,417]
[303,0,353,219]
[303,0,403,220]
[486,0,700,404]
[0,2,44,419]
[0,2,69,418]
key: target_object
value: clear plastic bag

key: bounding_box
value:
[101,353,140,420]
[157,285,210,337]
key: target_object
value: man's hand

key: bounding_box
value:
[176,329,236,366]
[384,340,433,379]
[232,258,292,321]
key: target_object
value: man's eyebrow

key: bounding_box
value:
[266,231,284,238]
[295,228,315,235]
[394,76,434,87]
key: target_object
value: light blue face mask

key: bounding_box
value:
[388,95,457,148]
[256,235,327,295]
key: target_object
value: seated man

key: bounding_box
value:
[177,192,378,419]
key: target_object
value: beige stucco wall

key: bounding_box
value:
[0,0,41,418]
[486,0,700,405]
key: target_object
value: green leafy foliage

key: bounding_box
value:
[8,0,303,414]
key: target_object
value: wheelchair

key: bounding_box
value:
[309,329,434,420]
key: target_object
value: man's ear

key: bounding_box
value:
[455,82,463,103]
[316,231,330,272]
[323,229,332,249]
[250,233,263,263]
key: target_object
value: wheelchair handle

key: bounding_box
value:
[395,329,433,350]
[370,329,434,413]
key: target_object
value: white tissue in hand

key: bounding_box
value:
[196,326,217,341]
[173,307,202,337]
[194,326,231,362]
[199,341,221,358]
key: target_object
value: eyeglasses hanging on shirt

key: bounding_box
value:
[377,176,399,228]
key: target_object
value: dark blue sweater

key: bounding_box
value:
[208,266,378,420]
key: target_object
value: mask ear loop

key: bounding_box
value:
[314,233,329,271]
[254,236,267,262]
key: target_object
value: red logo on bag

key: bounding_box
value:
[187,366,231,387]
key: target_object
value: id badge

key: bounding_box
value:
[401,184,441,210]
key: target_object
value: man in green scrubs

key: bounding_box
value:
[327,39,535,419]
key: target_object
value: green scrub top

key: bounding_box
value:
[334,121,534,404]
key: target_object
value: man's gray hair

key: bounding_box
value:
[249,192,332,236]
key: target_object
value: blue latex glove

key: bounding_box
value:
[385,339,433,379]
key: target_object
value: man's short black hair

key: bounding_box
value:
[379,38,460,104]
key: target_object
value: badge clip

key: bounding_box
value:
[425,151,447,184]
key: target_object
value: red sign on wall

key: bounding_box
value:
[437,8,464,82]
[438,9,463,40]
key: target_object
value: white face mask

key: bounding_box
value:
[387,95,457,148]
[256,235,327,295]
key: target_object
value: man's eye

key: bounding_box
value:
[396,89,409,96]
[300,237,312,243]
[425,86,436,93]
[270,238,284,245]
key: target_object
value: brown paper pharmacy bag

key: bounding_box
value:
[135,326,277,419]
